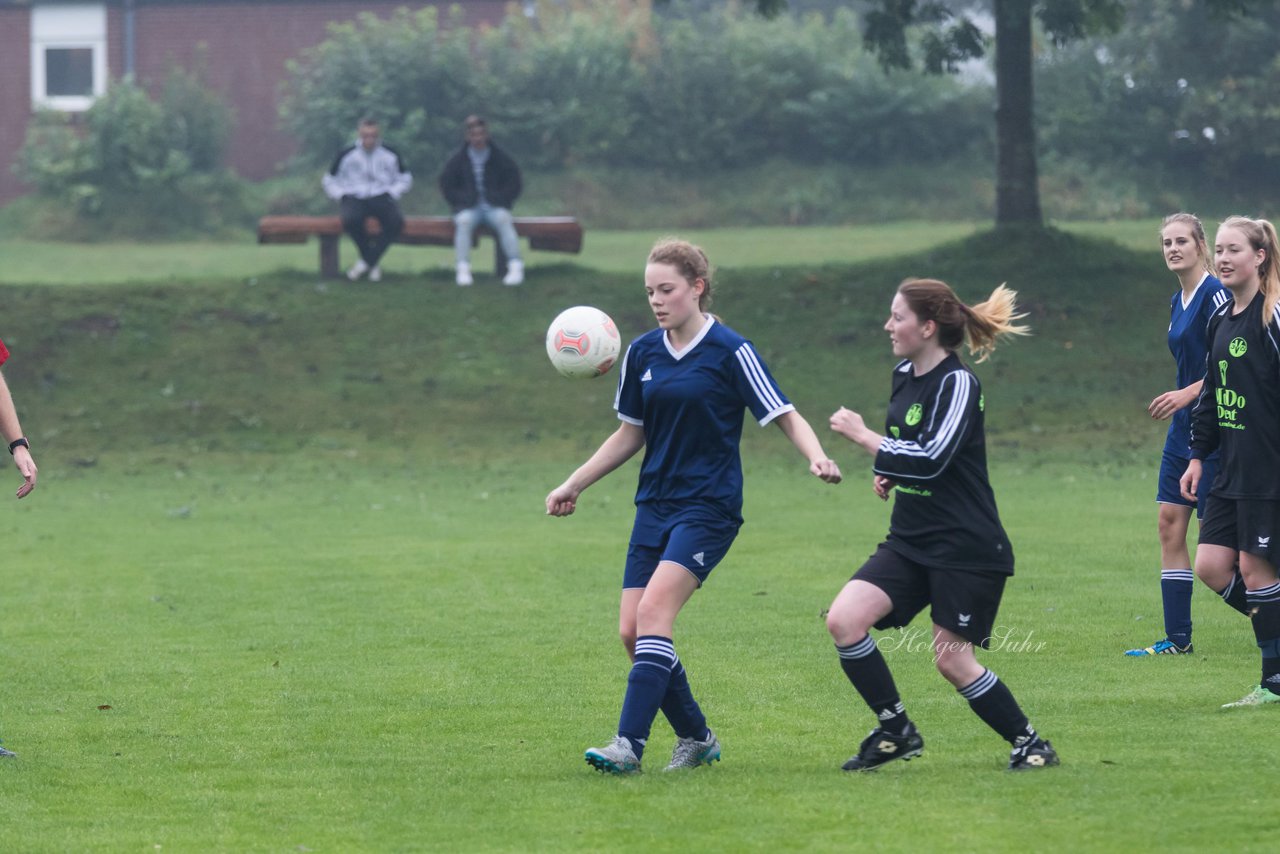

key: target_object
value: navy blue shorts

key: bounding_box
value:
[852,543,1008,649]
[1198,495,1280,564]
[624,503,741,589]
[1158,449,1217,518]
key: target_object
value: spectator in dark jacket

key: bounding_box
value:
[438,116,524,286]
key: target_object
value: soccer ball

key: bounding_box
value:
[545,306,621,378]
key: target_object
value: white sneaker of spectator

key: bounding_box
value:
[347,259,369,281]
[502,260,524,287]
[456,263,473,287]
[368,265,382,283]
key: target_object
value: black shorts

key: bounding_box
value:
[1199,495,1280,565]
[852,543,1007,649]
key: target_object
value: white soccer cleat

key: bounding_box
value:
[665,729,720,771]
[584,735,641,775]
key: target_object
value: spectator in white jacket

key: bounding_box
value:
[322,118,412,282]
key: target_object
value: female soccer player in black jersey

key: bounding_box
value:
[546,239,843,774]
[1181,216,1280,708]
[825,278,1058,771]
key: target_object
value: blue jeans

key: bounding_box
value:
[453,205,521,266]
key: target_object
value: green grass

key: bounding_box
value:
[0,218,1175,286]
[1,224,1270,850]
[0,457,1269,851]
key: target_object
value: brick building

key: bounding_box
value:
[0,0,510,205]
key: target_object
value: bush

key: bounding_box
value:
[279,4,991,176]
[15,69,248,238]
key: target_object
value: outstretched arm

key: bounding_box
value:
[0,371,36,499]
[774,410,842,483]
[545,422,646,516]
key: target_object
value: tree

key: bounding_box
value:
[751,1,1257,228]
[793,1,1125,228]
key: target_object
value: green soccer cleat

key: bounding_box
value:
[1220,685,1280,709]
[665,729,721,771]
[1124,638,1193,656]
[585,736,641,775]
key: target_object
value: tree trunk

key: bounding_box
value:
[993,0,1042,227]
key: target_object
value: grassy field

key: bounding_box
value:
[0,225,1271,851]
[0,219,1171,285]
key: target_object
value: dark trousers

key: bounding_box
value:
[339,194,404,267]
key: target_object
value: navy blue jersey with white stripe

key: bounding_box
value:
[872,353,1014,574]
[615,317,795,519]
[1189,291,1280,499]
[1166,273,1228,456]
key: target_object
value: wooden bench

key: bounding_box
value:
[257,215,584,278]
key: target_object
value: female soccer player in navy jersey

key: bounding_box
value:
[545,238,843,774]
[1125,213,1230,656]
[1181,216,1280,708]
[825,278,1058,771]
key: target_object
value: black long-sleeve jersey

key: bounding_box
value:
[872,353,1014,575]
[1189,291,1280,499]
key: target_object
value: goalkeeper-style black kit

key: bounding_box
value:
[1189,291,1280,500]
[1189,288,1280,705]
[873,352,1015,575]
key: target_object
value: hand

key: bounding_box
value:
[873,475,895,501]
[829,407,866,442]
[810,458,842,484]
[1179,459,1201,503]
[12,446,35,499]
[1148,388,1190,421]
[545,483,580,517]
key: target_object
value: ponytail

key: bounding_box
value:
[897,279,1031,364]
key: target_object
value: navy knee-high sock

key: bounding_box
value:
[1160,568,1194,646]
[617,635,676,760]
[835,634,911,735]
[1246,582,1280,693]
[659,655,709,741]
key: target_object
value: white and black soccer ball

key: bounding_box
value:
[545,306,621,379]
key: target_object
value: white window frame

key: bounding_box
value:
[31,3,108,112]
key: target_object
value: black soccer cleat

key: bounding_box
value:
[1009,736,1059,771]
[841,723,923,772]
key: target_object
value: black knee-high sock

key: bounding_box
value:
[958,669,1035,746]
[835,635,910,735]
[1219,569,1251,616]
[1246,582,1280,692]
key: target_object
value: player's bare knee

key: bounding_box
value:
[825,604,867,645]
[618,630,637,657]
